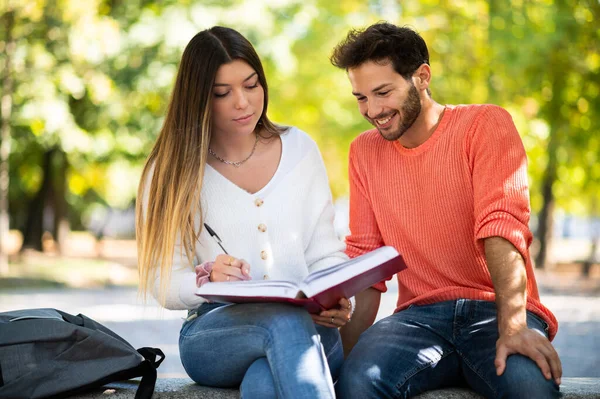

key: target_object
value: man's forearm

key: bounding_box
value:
[339,287,381,357]
[484,236,528,335]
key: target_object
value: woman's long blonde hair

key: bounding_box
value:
[136,26,283,304]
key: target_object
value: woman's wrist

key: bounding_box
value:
[195,261,215,287]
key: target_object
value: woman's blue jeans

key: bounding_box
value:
[179,302,343,399]
[337,299,561,399]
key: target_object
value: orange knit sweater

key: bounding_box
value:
[346,104,558,340]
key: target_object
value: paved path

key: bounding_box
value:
[1,285,598,378]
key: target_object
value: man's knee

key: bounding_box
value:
[240,379,277,399]
[240,358,277,399]
[337,342,406,399]
[496,355,561,399]
[337,356,378,398]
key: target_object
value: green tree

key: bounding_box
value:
[0,0,597,269]
[0,4,16,273]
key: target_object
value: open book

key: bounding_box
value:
[195,246,406,313]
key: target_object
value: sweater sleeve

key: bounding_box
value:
[345,140,388,292]
[151,239,207,310]
[304,147,349,274]
[469,106,533,262]
[141,164,207,310]
[153,272,206,310]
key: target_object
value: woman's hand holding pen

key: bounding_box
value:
[311,297,353,328]
[202,224,250,282]
[210,254,252,282]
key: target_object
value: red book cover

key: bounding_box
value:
[196,246,407,313]
[309,254,406,310]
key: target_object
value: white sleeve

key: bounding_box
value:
[304,147,349,274]
[152,264,207,310]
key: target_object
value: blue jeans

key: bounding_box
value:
[179,302,343,399]
[337,299,561,399]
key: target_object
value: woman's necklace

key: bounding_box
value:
[208,133,259,168]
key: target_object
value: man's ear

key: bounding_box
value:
[413,64,431,90]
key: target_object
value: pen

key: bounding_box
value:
[204,223,229,255]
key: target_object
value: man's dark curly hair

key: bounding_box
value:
[330,22,429,80]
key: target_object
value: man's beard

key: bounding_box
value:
[374,84,421,142]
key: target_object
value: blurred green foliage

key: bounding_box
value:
[0,0,598,238]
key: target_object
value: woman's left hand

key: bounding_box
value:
[311,297,352,328]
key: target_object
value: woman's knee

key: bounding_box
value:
[252,304,316,337]
[263,303,314,323]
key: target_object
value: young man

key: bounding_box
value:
[332,22,561,398]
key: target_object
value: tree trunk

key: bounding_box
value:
[583,198,599,277]
[535,168,556,269]
[583,237,599,278]
[0,8,15,275]
[487,0,498,101]
[21,149,56,252]
[534,0,569,269]
[52,149,69,254]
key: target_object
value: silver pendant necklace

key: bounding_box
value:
[208,134,259,168]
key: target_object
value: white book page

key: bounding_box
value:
[196,279,301,299]
[299,246,398,297]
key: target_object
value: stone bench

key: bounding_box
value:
[75,377,600,398]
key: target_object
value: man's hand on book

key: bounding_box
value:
[311,298,352,328]
[210,255,252,282]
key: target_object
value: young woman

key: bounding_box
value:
[136,26,352,399]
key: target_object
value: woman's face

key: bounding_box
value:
[211,59,265,138]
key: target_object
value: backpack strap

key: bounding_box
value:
[134,348,165,399]
[138,347,165,368]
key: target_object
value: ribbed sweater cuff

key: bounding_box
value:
[476,216,531,261]
[369,280,387,293]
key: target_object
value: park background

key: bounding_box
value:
[1,0,599,379]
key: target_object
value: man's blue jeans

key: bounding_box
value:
[337,299,561,399]
[179,302,343,399]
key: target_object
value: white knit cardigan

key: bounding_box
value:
[143,127,348,310]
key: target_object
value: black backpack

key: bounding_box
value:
[0,308,164,399]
